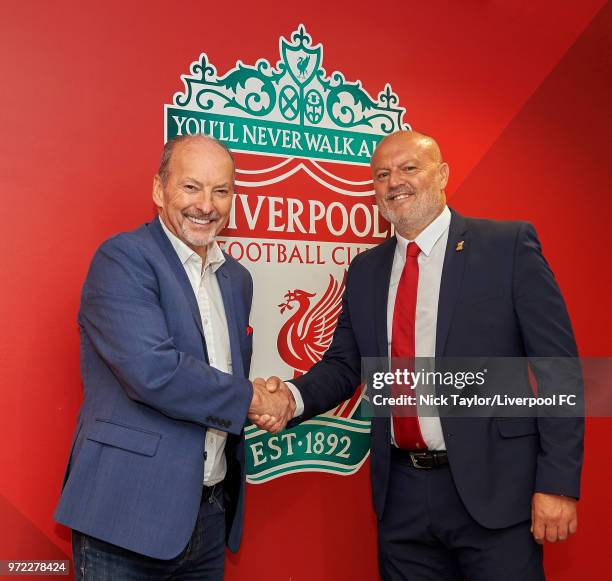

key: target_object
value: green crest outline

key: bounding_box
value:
[167,24,410,163]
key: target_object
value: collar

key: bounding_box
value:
[395,205,451,257]
[159,216,226,273]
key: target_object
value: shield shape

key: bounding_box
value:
[281,39,322,87]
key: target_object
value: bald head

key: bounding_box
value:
[370,130,449,239]
[371,130,443,169]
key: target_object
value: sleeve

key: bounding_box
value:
[512,222,584,498]
[78,237,253,435]
[285,382,305,417]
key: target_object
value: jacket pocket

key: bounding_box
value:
[87,418,161,457]
[496,418,538,438]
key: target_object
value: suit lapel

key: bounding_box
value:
[436,209,469,356]
[148,216,205,340]
[216,264,245,377]
[374,238,397,358]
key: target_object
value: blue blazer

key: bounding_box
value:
[292,209,584,528]
[54,216,254,559]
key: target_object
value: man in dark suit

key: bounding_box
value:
[255,131,583,580]
[55,135,295,580]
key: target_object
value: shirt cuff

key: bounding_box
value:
[286,382,304,417]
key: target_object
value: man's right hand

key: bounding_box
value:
[248,377,295,433]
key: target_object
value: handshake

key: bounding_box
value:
[248,377,295,433]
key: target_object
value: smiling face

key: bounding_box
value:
[371,131,449,239]
[152,136,234,258]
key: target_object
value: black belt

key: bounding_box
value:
[392,447,449,469]
[202,482,223,504]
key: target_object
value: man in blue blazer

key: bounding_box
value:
[257,131,583,580]
[55,135,294,579]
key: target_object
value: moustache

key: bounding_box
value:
[183,210,220,221]
[385,186,416,200]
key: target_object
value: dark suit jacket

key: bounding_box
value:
[292,209,583,529]
[54,216,254,558]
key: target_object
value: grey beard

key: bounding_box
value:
[181,226,217,248]
[379,204,415,234]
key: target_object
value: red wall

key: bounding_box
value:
[1,1,610,579]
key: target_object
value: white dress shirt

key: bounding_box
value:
[160,218,231,485]
[388,206,450,450]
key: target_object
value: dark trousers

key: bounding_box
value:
[72,485,226,581]
[378,452,545,581]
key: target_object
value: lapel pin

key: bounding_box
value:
[456,240,465,252]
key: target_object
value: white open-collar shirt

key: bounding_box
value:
[161,218,231,485]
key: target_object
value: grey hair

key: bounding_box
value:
[157,134,235,185]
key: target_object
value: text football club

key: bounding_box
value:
[165,24,410,482]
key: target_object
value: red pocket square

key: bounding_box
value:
[246,325,253,336]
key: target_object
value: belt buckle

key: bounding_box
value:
[409,451,431,469]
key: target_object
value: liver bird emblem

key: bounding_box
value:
[277,271,346,377]
[297,55,310,79]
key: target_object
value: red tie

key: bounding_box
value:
[391,242,427,450]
